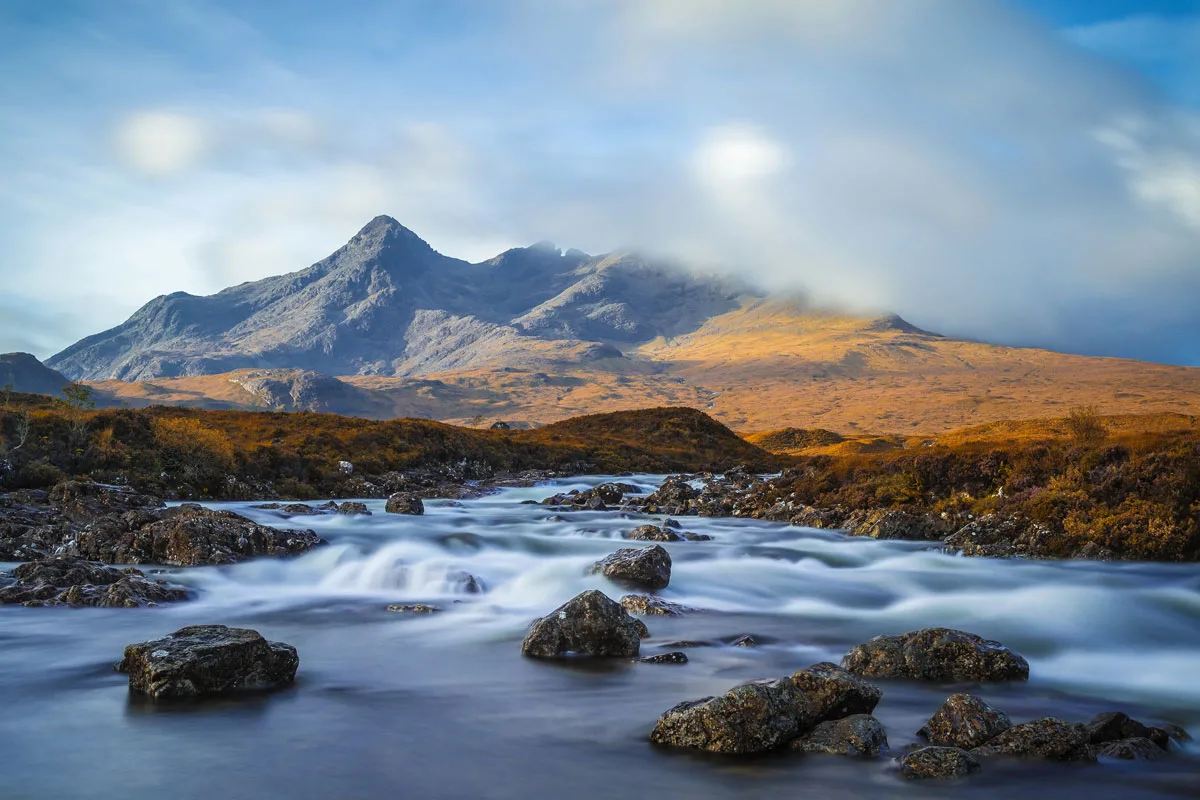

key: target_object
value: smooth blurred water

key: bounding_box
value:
[1,475,1198,799]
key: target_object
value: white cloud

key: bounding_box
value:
[692,125,790,190]
[113,111,207,177]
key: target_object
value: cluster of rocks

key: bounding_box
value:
[252,500,371,516]
[539,482,641,510]
[0,555,189,607]
[623,523,711,542]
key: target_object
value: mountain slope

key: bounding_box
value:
[0,352,71,397]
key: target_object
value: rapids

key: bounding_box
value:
[2,475,1198,799]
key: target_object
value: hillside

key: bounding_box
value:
[0,353,71,397]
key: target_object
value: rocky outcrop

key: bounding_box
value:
[1085,711,1170,750]
[841,628,1030,682]
[842,509,949,541]
[791,662,882,724]
[788,714,888,757]
[970,717,1094,762]
[385,492,425,515]
[540,482,640,510]
[619,594,696,616]
[521,590,643,659]
[649,677,807,754]
[589,545,671,591]
[898,746,981,780]
[919,694,1013,750]
[117,625,299,698]
[0,555,188,607]
[944,515,1056,558]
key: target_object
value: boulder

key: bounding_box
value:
[845,509,948,541]
[898,746,981,780]
[788,714,888,757]
[521,590,642,659]
[385,493,425,515]
[791,662,882,724]
[336,501,371,516]
[1159,723,1192,744]
[117,625,299,698]
[971,717,1094,762]
[589,545,671,591]
[1085,711,1169,750]
[0,555,188,607]
[637,652,688,665]
[642,477,697,514]
[623,524,682,542]
[919,694,1012,750]
[649,677,807,754]
[841,628,1029,682]
[620,594,696,616]
[633,619,651,639]
[1095,738,1165,761]
[49,480,162,519]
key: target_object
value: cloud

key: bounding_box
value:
[113,111,207,177]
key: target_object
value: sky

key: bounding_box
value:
[1,0,1199,365]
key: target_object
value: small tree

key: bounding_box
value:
[59,383,96,446]
[1066,406,1107,448]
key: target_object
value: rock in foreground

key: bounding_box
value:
[971,717,1094,762]
[788,714,888,757]
[521,590,642,659]
[791,662,882,724]
[650,677,807,754]
[841,628,1030,682]
[899,746,981,780]
[385,492,425,515]
[589,545,671,591]
[117,625,299,698]
[0,555,188,607]
[919,693,1013,750]
[620,594,696,616]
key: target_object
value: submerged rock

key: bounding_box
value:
[919,694,1012,750]
[448,570,485,594]
[620,594,696,616]
[791,662,882,724]
[521,590,642,659]
[0,555,188,607]
[589,545,671,591]
[971,717,1094,762]
[387,604,442,614]
[385,492,425,515]
[649,677,807,754]
[637,652,688,665]
[841,628,1030,682]
[730,634,759,648]
[789,714,888,757]
[117,625,299,698]
[1095,738,1166,761]
[898,746,981,780]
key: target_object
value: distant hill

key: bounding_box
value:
[0,352,71,398]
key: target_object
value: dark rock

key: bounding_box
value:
[623,524,683,542]
[791,662,882,723]
[841,628,1029,682]
[637,652,688,665]
[0,555,188,607]
[919,694,1012,750]
[971,717,1094,761]
[944,515,1055,559]
[649,677,807,754]
[117,625,299,698]
[898,746,981,780]
[633,619,651,639]
[49,480,162,520]
[789,714,888,757]
[251,503,283,510]
[642,477,697,514]
[730,634,759,648]
[336,501,371,515]
[448,571,485,594]
[620,594,696,616]
[660,640,712,648]
[844,509,948,541]
[521,590,642,659]
[280,503,317,515]
[1158,723,1192,744]
[1086,711,1168,750]
[680,531,713,541]
[662,518,682,529]
[1095,738,1166,761]
[385,492,425,515]
[589,545,671,591]
[387,604,442,614]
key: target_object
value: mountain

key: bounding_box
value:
[0,352,72,397]
[53,216,1200,433]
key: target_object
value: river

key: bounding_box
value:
[2,475,1198,798]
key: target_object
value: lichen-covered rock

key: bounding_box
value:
[633,619,651,639]
[70,504,324,566]
[387,603,442,614]
[898,746,981,780]
[336,501,371,515]
[1095,738,1166,761]
[841,628,1029,682]
[620,594,696,616]
[1085,711,1169,750]
[589,545,671,591]
[637,652,688,665]
[919,694,1012,750]
[649,677,807,754]
[623,524,682,542]
[49,480,163,519]
[789,714,888,757]
[521,590,642,659]
[791,662,882,724]
[117,625,299,698]
[0,555,188,607]
[385,492,424,515]
[971,717,1094,762]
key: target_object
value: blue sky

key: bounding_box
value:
[1,0,1199,365]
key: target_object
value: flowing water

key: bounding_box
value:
[2,475,1199,799]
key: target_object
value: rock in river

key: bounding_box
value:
[117,625,299,698]
[620,594,696,616]
[841,628,1030,682]
[623,524,683,542]
[385,492,425,515]
[898,746,981,780]
[971,717,1094,762]
[1085,711,1170,750]
[919,693,1012,750]
[521,590,643,659]
[1094,738,1165,761]
[589,545,671,591]
[788,714,888,757]
[650,677,807,754]
[791,662,882,724]
[0,555,188,607]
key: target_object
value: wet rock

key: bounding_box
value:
[251,503,282,510]
[841,628,1029,682]
[1085,711,1169,750]
[919,694,1012,750]
[660,640,712,648]
[387,604,442,614]
[117,625,299,698]
[971,717,1094,762]
[336,501,371,516]
[49,480,162,519]
[898,746,981,780]
[620,594,696,616]
[730,634,759,647]
[1158,723,1192,744]
[662,518,682,529]
[280,503,317,515]
[844,509,948,541]
[943,515,1055,559]
[0,555,188,607]
[385,492,425,515]
[448,570,485,594]
[633,619,651,639]
[623,524,683,542]
[641,477,698,514]
[521,590,642,659]
[1095,738,1165,761]
[589,545,671,591]
[637,652,688,665]
[680,531,713,541]
[70,504,324,566]
[789,714,888,757]
[791,662,882,724]
[649,677,807,754]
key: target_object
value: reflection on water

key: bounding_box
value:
[1,475,1197,799]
